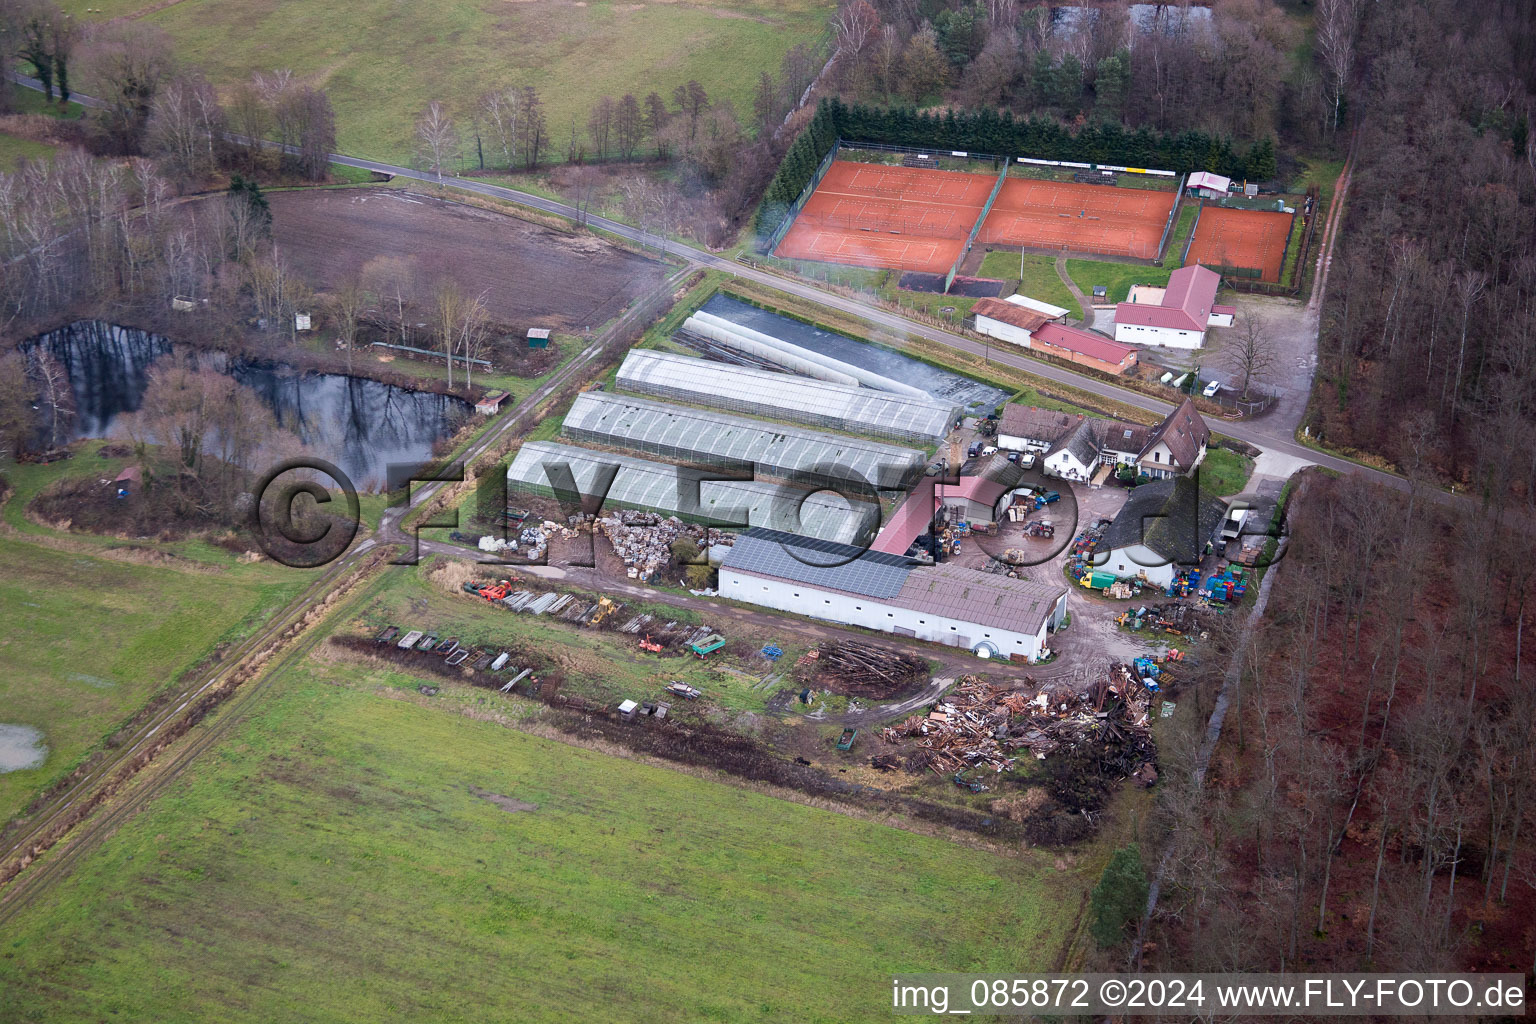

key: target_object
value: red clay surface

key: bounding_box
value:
[1184,205,1293,283]
[977,178,1176,259]
[267,188,665,330]
[778,161,1180,271]
[775,161,995,274]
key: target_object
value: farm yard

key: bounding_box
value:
[267,189,666,332]
[55,0,833,165]
[0,646,1083,1023]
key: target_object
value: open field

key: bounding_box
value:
[0,448,307,822]
[56,0,831,164]
[1185,206,1293,283]
[0,132,57,170]
[266,188,664,332]
[0,643,1080,1022]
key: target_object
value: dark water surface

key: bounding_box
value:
[26,321,471,485]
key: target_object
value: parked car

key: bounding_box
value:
[967,441,983,458]
[982,445,998,456]
[1202,379,1222,398]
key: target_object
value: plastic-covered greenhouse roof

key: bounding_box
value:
[506,442,880,546]
[562,392,926,493]
[616,350,957,444]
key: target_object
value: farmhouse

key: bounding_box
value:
[1090,477,1227,588]
[869,461,1023,556]
[996,405,1084,453]
[1137,398,1210,480]
[1111,265,1235,349]
[1098,421,1152,467]
[721,528,1068,662]
[1041,419,1101,482]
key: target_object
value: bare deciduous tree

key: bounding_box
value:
[1224,314,1277,400]
[1314,0,1362,133]
[77,20,174,153]
[414,100,459,182]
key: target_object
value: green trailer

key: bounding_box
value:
[690,634,726,658]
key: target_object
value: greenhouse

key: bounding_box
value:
[561,392,927,493]
[616,350,958,444]
[506,442,880,545]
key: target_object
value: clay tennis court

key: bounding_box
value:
[976,178,1177,259]
[1184,206,1293,283]
[775,161,995,273]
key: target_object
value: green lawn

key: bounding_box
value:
[977,250,1082,320]
[0,131,57,170]
[1064,258,1175,305]
[0,534,304,823]
[62,0,832,165]
[0,650,1080,1023]
[1199,445,1255,497]
[4,83,85,119]
[0,447,313,821]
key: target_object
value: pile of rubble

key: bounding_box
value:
[587,511,734,582]
[882,669,1158,780]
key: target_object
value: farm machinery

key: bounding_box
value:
[689,633,726,658]
[638,634,664,654]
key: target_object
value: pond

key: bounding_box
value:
[26,321,473,487]
[700,296,1008,416]
[0,724,47,774]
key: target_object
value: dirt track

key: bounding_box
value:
[268,189,665,331]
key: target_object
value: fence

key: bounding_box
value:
[1179,201,1203,266]
[763,139,841,254]
[1153,172,1187,260]
[839,139,1010,166]
[945,162,1009,292]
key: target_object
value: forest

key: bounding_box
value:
[1135,0,1536,978]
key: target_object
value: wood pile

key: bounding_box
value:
[812,639,929,697]
[882,668,1158,781]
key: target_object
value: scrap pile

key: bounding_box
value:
[592,510,734,582]
[883,670,1158,782]
[811,639,928,697]
[1118,601,1209,637]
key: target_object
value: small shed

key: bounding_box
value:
[526,328,551,349]
[113,465,141,498]
[617,698,639,720]
[476,391,510,416]
[1187,171,1232,199]
[1092,285,1109,305]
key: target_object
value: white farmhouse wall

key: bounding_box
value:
[719,570,1053,661]
[1113,323,1205,349]
[1091,543,1178,588]
[973,316,1033,348]
[1208,311,1235,327]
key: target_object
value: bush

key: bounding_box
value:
[1089,844,1149,949]
[671,537,701,563]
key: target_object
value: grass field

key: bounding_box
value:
[976,250,1082,320]
[58,0,832,164]
[0,447,312,821]
[0,648,1081,1022]
[0,132,57,170]
[1064,258,1175,305]
[1198,445,1255,497]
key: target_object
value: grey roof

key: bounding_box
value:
[1094,477,1227,565]
[1143,398,1210,470]
[998,405,1084,445]
[721,527,916,598]
[562,391,925,492]
[897,563,1067,635]
[1047,419,1102,468]
[1101,420,1151,456]
[616,350,957,444]
[507,443,879,545]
